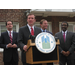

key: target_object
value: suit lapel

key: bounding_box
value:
[65,31,69,42]
[34,26,37,36]
[34,26,36,35]
[12,31,15,44]
[26,25,31,35]
[60,32,64,42]
[6,31,11,43]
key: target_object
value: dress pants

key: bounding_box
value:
[4,57,18,65]
[59,55,74,65]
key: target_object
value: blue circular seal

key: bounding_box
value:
[35,32,56,53]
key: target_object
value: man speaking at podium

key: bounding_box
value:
[17,13,41,65]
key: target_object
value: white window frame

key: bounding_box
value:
[0,22,19,52]
[59,22,75,32]
[35,22,52,32]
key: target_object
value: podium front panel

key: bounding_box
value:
[32,46,58,62]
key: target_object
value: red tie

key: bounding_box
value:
[31,27,34,35]
[10,31,12,44]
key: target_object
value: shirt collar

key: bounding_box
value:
[62,30,67,34]
[7,30,13,34]
[41,28,46,32]
[27,24,34,30]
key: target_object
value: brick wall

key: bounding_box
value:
[0,9,30,27]
[0,52,3,65]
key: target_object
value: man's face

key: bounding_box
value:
[6,21,13,30]
[40,21,48,30]
[27,15,36,26]
[61,23,68,31]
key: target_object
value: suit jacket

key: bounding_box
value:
[47,30,53,34]
[55,31,75,59]
[17,25,41,63]
[0,31,19,62]
[41,29,53,35]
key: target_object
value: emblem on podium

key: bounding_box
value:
[35,32,56,53]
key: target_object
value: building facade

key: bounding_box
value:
[30,9,75,35]
[0,9,75,65]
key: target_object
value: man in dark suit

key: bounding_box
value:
[0,21,19,65]
[17,13,41,65]
[40,19,53,65]
[55,21,75,65]
[40,19,52,34]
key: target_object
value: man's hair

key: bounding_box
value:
[27,13,36,19]
[40,19,47,24]
[6,21,13,26]
[61,21,69,27]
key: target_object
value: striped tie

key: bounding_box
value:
[10,31,12,44]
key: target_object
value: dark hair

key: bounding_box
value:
[40,19,47,24]
[61,21,69,27]
[6,21,13,26]
[27,13,36,19]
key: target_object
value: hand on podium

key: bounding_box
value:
[23,45,27,52]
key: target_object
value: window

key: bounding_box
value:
[0,22,19,52]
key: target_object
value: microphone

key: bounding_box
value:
[29,34,35,43]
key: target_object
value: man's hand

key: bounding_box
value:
[66,51,70,56]
[61,51,66,56]
[23,45,27,52]
[12,44,17,48]
[7,43,12,48]
[62,50,70,56]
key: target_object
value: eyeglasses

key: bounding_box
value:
[61,25,67,27]
[7,23,12,25]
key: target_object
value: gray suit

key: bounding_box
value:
[17,25,41,64]
[55,31,75,65]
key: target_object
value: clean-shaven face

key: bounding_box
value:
[27,15,36,26]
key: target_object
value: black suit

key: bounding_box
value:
[55,31,75,65]
[17,25,41,64]
[0,31,19,65]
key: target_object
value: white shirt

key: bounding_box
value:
[27,24,34,33]
[7,30,13,38]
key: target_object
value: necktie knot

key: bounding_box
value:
[31,27,32,29]
[10,31,11,34]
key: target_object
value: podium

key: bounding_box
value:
[26,39,60,64]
